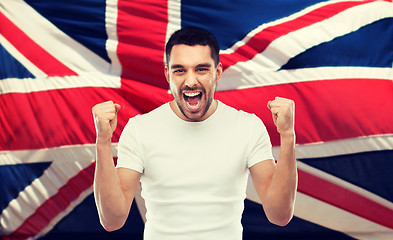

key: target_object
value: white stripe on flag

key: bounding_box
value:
[0,73,121,94]
[105,0,122,76]
[2,135,392,166]
[165,0,182,64]
[272,134,393,160]
[218,66,393,91]
[0,143,118,166]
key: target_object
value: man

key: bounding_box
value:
[92,27,297,239]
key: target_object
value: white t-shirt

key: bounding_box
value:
[117,101,273,240]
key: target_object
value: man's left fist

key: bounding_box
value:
[267,97,295,136]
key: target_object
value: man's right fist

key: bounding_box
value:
[92,101,121,142]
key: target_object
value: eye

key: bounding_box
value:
[173,69,185,74]
[196,68,209,72]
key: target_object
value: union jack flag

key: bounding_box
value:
[1,0,393,239]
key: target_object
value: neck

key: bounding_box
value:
[170,99,218,122]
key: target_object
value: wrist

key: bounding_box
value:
[280,130,295,143]
[96,136,112,146]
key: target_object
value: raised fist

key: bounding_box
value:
[92,101,121,142]
[267,97,295,136]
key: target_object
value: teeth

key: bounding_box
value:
[184,92,200,97]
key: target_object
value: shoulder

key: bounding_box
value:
[121,103,170,135]
[139,102,170,119]
[128,103,170,124]
[218,101,262,123]
[218,101,269,138]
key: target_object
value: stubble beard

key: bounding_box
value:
[170,77,217,122]
[176,87,212,122]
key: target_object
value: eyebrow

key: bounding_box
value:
[195,63,212,68]
[171,64,184,69]
[170,63,212,69]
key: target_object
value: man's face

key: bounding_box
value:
[165,44,222,122]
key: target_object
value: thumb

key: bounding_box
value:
[114,103,121,114]
[267,100,272,110]
[110,104,120,133]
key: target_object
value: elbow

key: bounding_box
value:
[268,214,293,227]
[102,225,122,232]
[98,210,128,232]
[265,204,295,227]
[95,201,130,232]
[102,224,118,232]
[100,219,125,232]
[263,192,297,227]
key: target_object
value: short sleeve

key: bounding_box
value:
[247,115,274,168]
[116,118,144,173]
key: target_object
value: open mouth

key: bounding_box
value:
[183,91,202,111]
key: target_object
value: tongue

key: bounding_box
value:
[187,96,199,106]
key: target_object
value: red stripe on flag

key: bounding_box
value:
[0,82,171,151]
[0,12,77,77]
[220,0,377,70]
[216,78,393,146]
[116,0,169,89]
[298,168,393,229]
[5,162,96,239]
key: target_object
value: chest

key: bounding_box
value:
[139,122,251,198]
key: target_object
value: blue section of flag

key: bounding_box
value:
[242,200,356,240]
[282,18,393,69]
[0,45,35,80]
[25,0,110,63]
[39,195,145,239]
[0,162,51,212]
[181,0,325,50]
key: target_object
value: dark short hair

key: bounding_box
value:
[165,27,220,66]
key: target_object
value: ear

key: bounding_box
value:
[164,65,170,83]
[215,62,223,83]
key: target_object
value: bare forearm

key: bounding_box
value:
[264,133,297,226]
[94,140,129,231]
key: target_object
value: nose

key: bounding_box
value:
[185,71,198,88]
